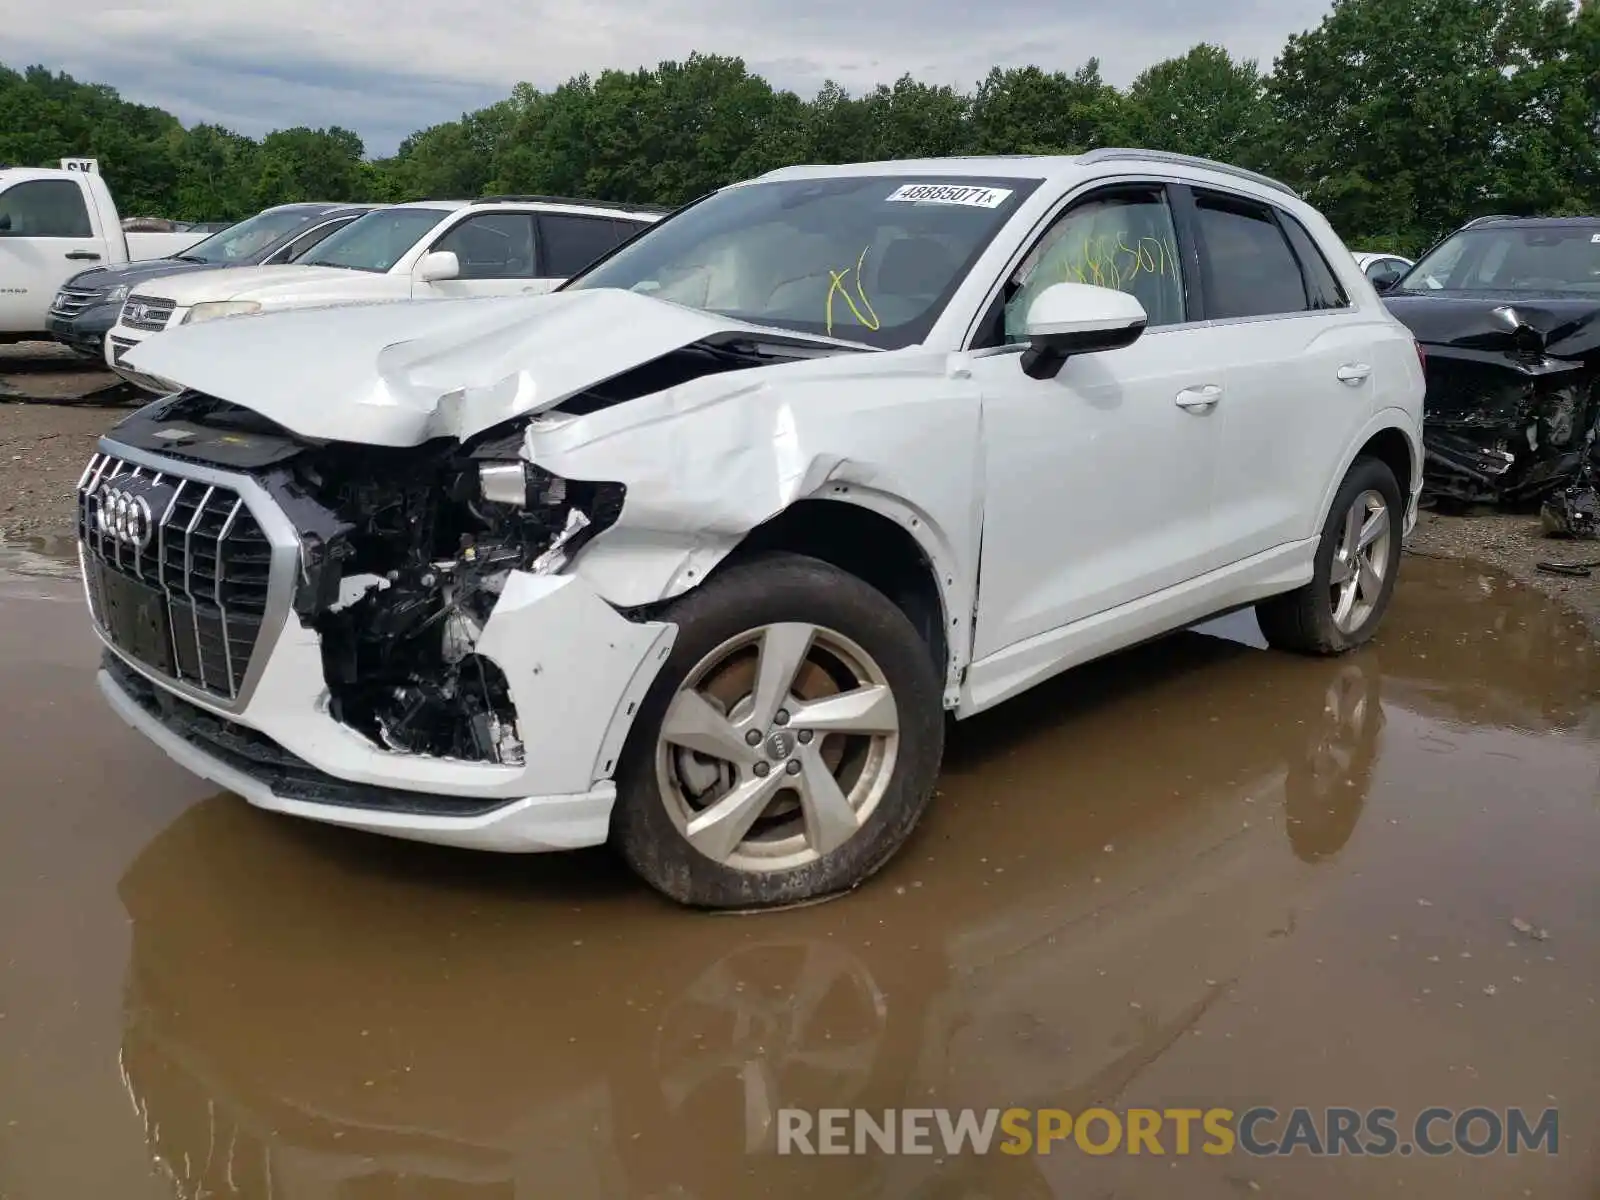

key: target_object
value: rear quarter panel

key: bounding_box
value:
[1292,202,1426,529]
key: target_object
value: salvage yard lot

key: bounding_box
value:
[3,353,1599,1198]
[3,495,1598,1199]
[4,341,1597,635]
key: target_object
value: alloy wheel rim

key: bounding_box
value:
[1329,488,1392,634]
[654,622,900,873]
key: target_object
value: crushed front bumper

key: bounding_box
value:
[100,656,620,850]
[83,439,676,852]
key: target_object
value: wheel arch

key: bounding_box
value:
[714,495,964,699]
[1316,410,1422,538]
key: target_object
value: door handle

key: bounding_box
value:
[64,250,101,261]
[1175,384,1222,411]
[1336,363,1372,385]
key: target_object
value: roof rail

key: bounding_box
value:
[1076,148,1299,198]
[1463,213,1521,228]
[476,194,672,215]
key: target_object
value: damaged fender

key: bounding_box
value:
[523,350,986,693]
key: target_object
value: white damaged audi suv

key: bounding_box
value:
[77,150,1425,908]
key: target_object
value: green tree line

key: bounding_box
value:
[3,0,1596,255]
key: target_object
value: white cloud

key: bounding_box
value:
[8,0,1335,154]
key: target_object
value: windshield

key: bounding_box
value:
[1398,224,1600,294]
[181,208,326,265]
[563,175,1043,347]
[297,207,446,273]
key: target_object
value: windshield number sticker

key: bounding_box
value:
[1592,233,1600,243]
[885,184,1013,209]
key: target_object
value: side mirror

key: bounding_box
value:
[1019,282,1148,381]
[415,250,460,283]
[1373,275,1398,294]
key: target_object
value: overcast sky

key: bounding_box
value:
[11,0,1337,157]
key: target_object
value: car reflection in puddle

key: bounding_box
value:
[112,557,1600,1200]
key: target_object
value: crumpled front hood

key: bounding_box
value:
[1384,292,1600,361]
[120,288,847,446]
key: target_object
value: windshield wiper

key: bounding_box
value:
[172,254,212,264]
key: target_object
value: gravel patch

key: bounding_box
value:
[0,402,118,543]
[1406,508,1600,636]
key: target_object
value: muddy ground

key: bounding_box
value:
[0,340,127,403]
[0,545,1595,1198]
[0,343,141,546]
[1408,509,1600,636]
[1,345,1598,1198]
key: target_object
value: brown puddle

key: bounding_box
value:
[0,556,1597,1198]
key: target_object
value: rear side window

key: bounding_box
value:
[1278,213,1350,309]
[0,180,92,238]
[1192,191,1312,319]
[538,214,641,276]
[611,217,652,253]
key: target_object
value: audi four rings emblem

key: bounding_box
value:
[96,485,155,550]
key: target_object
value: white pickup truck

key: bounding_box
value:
[0,163,206,342]
[106,195,669,393]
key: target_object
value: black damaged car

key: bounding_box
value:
[1379,215,1600,535]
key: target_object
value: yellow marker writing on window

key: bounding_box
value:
[825,245,881,337]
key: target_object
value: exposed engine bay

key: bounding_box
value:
[1419,349,1600,521]
[109,390,633,765]
[1385,295,1600,535]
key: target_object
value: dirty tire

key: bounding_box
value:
[610,551,945,909]
[1258,456,1404,656]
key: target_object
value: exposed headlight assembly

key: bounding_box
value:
[474,458,625,574]
[478,460,560,508]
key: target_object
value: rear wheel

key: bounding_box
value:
[1258,456,1403,656]
[610,552,945,909]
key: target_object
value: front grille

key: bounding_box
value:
[78,453,273,700]
[49,286,102,320]
[121,294,176,332]
[108,335,137,366]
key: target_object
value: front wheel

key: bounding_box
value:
[1257,456,1404,656]
[610,552,946,909]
